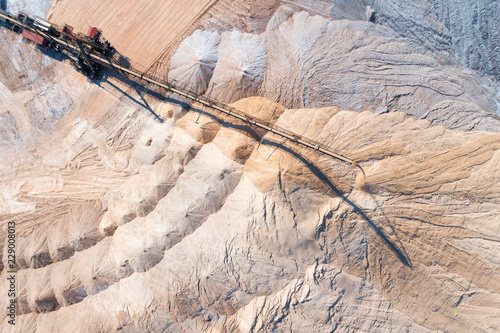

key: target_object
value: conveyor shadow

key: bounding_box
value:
[97,68,408,268]
[35,43,67,62]
[163,96,261,139]
[100,68,412,267]
[103,71,164,122]
[103,69,263,132]
[264,140,412,268]
[368,192,413,267]
[0,22,10,31]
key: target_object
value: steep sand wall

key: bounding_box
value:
[0,92,499,332]
[0,1,499,332]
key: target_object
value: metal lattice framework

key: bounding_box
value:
[0,10,357,166]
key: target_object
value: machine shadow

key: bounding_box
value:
[95,61,409,269]
[163,95,262,139]
[263,139,413,268]
[102,69,165,122]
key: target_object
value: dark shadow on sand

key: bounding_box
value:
[262,139,413,268]
[39,47,412,268]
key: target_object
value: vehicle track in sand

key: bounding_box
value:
[46,0,218,68]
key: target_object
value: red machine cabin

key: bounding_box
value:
[22,29,48,47]
[86,26,100,40]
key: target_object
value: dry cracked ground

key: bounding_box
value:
[0,0,499,332]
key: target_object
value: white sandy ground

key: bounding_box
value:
[0,92,499,332]
[0,1,499,332]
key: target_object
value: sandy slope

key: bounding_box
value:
[0,1,499,332]
[0,93,499,332]
[170,6,500,131]
[46,0,217,68]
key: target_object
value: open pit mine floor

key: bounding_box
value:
[0,1,499,332]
